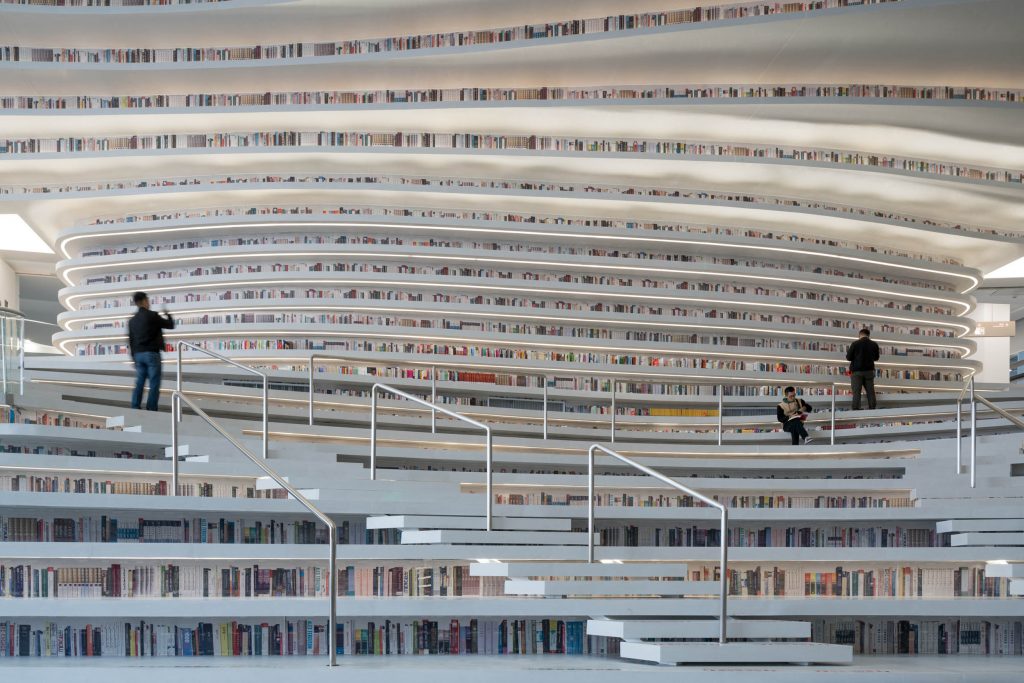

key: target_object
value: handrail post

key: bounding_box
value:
[956,391,962,474]
[542,378,549,440]
[1,318,7,395]
[177,343,183,394]
[261,375,269,460]
[719,506,729,645]
[370,386,378,481]
[170,392,179,497]
[610,381,616,443]
[485,427,493,531]
[308,354,315,426]
[970,376,976,488]
[329,530,338,665]
[830,384,837,446]
[18,318,24,396]
[587,445,596,563]
[716,385,723,446]
[431,366,437,434]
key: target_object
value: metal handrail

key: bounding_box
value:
[308,353,554,437]
[587,444,728,645]
[170,390,338,665]
[177,341,269,459]
[369,382,494,530]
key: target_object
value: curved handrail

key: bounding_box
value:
[587,443,728,644]
[177,340,269,459]
[369,382,494,530]
[170,390,337,666]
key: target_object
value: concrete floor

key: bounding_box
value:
[1,655,1021,683]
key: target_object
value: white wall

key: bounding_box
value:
[0,259,18,312]
[970,302,1011,386]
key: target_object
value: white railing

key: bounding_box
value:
[170,390,337,666]
[369,382,495,530]
[0,312,25,396]
[306,354,898,445]
[176,341,268,459]
[587,443,729,644]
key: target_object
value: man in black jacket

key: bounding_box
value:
[128,291,175,411]
[847,328,880,410]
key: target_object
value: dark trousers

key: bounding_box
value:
[784,418,808,445]
[131,351,163,412]
[850,370,877,410]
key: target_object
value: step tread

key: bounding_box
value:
[938,519,1024,533]
[951,531,1024,546]
[620,640,852,665]
[471,562,688,578]
[401,530,597,546]
[504,579,720,596]
[984,562,1024,578]
[368,515,571,531]
[587,618,810,639]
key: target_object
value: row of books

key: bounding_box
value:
[72,340,964,384]
[491,492,915,509]
[0,515,388,545]
[811,618,1024,655]
[597,525,935,549]
[76,230,952,296]
[0,617,606,657]
[84,196,998,244]
[5,83,1021,113]
[0,475,284,499]
[7,130,1017,187]
[0,407,112,430]
[74,271,955,318]
[0,445,155,459]
[0,0,224,6]
[0,1,903,65]
[72,195,962,267]
[74,273,958,323]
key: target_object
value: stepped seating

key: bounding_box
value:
[367,513,592,546]
[937,518,1024,546]
[368,512,851,664]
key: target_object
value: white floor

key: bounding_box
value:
[1,655,1021,682]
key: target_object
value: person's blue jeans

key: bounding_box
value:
[131,351,163,411]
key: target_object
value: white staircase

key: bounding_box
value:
[368,513,852,665]
[937,518,1024,546]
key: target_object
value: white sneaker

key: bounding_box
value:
[803,438,814,445]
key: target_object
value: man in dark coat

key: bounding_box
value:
[847,328,880,410]
[128,291,175,411]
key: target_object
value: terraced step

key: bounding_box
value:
[367,515,571,532]
[938,519,1024,533]
[620,641,852,665]
[951,532,1024,546]
[587,618,810,640]
[470,562,688,578]
[400,530,596,546]
[503,579,719,596]
[985,562,1024,578]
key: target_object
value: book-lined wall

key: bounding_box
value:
[65,205,969,268]
[69,227,963,295]
[3,83,1022,112]
[0,1,905,66]
[3,130,1018,188]
[0,617,604,657]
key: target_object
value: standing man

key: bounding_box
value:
[128,291,174,411]
[847,328,880,410]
